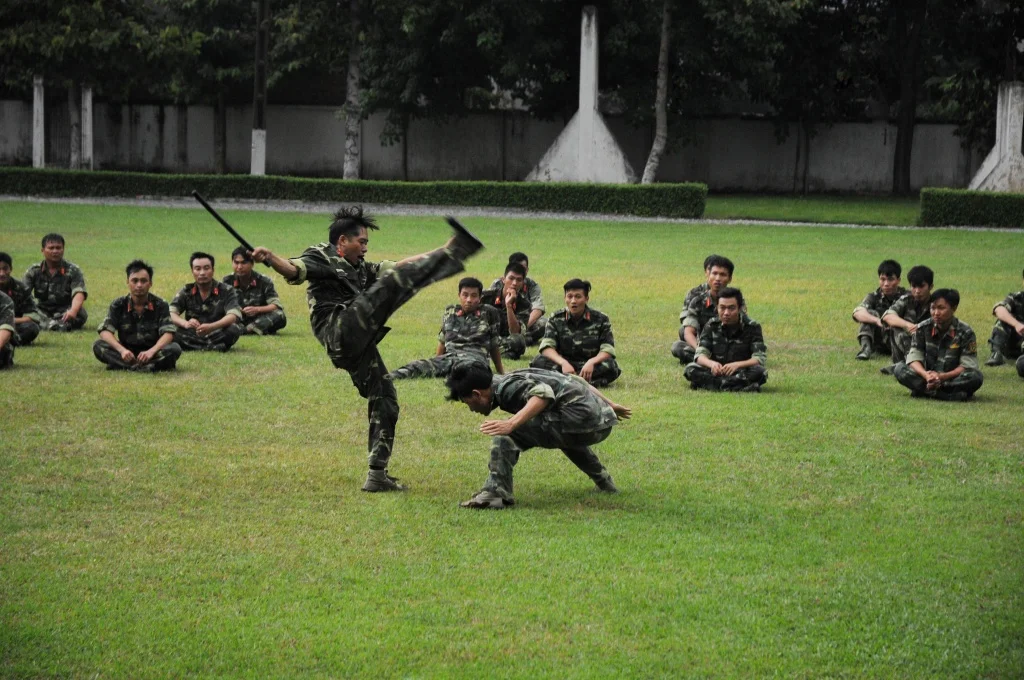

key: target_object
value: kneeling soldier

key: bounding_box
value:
[853,259,905,360]
[530,278,621,386]
[984,268,1024,377]
[684,286,767,392]
[0,252,41,345]
[0,291,16,369]
[894,288,984,401]
[170,252,243,351]
[225,246,287,335]
[94,260,181,372]
[446,363,630,509]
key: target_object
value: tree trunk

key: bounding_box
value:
[891,1,927,196]
[68,83,81,170]
[641,0,672,184]
[343,0,362,180]
[215,92,226,174]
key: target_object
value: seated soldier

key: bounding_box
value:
[985,268,1024,377]
[482,262,532,360]
[684,287,767,392]
[224,246,287,336]
[893,288,983,400]
[683,254,720,310]
[530,278,621,387]
[169,252,243,351]
[93,260,182,372]
[0,252,41,346]
[671,255,734,364]
[881,264,933,375]
[853,259,905,360]
[389,276,504,379]
[22,233,88,331]
[491,252,546,345]
[445,362,630,509]
[0,291,15,369]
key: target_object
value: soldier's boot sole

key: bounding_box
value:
[362,470,407,492]
[445,216,485,259]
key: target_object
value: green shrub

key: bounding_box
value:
[919,187,1024,228]
[0,167,707,218]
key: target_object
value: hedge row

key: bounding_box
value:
[0,167,707,219]
[919,187,1024,229]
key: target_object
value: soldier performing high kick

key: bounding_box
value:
[251,207,483,492]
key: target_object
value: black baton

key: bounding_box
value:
[191,190,268,265]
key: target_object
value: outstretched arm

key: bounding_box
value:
[251,247,299,280]
[586,382,631,420]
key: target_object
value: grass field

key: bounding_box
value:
[1,201,1021,678]
[704,194,921,226]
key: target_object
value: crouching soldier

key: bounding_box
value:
[225,247,287,335]
[893,288,984,401]
[684,287,767,392]
[93,260,181,372]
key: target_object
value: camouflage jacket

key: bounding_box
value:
[490,276,545,313]
[695,315,767,366]
[438,304,501,357]
[538,306,616,362]
[992,290,1024,322]
[0,291,14,336]
[222,272,284,310]
[490,368,617,434]
[286,242,395,341]
[1,278,41,323]
[99,294,176,349]
[883,293,930,325]
[682,289,720,332]
[853,286,907,319]
[906,318,980,372]
[682,282,709,318]
[22,259,87,315]
[482,285,532,337]
[169,281,242,324]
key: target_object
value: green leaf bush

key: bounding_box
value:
[919,187,1024,228]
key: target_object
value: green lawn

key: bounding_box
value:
[704,194,922,226]
[1,201,1021,678]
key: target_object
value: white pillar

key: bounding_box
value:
[250,129,266,175]
[81,86,94,170]
[32,75,44,168]
[578,6,599,182]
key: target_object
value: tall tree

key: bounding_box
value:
[641,0,672,184]
[344,0,363,179]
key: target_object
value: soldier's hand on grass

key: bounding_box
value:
[580,360,595,382]
[612,403,632,420]
[480,419,515,436]
[560,363,577,376]
[120,348,136,364]
[137,349,157,364]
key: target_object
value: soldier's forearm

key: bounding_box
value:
[528,309,543,326]
[152,332,175,352]
[541,347,567,367]
[69,293,85,315]
[994,306,1023,329]
[684,327,699,348]
[0,329,11,350]
[507,396,550,430]
[99,330,125,353]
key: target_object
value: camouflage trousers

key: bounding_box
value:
[93,339,182,371]
[237,309,287,336]
[683,363,767,391]
[499,333,527,359]
[524,317,546,346]
[988,320,1023,359]
[318,248,467,469]
[480,420,614,502]
[39,307,88,331]
[529,355,621,387]
[670,340,697,364]
[889,329,913,364]
[0,339,13,369]
[177,323,243,351]
[857,319,892,354]
[15,320,40,346]
[893,362,984,399]
[389,351,488,380]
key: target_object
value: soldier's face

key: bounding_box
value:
[128,270,152,298]
[461,389,493,415]
[930,298,955,326]
[879,274,901,296]
[503,271,525,293]
[337,227,369,265]
[191,258,214,285]
[0,262,10,285]
[232,256,254,277]
[42,240,64,264]
[459,287,481,313]
[717,297,741,326]
[707,266,732,293]
[564,289,588,316]
[911,283,932,303]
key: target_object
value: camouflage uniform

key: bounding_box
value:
[683,315,768,391]
[683,282,709,310]
[490,276,546,345]
[987,290,1024,366]
[671,288,720,364]
[894,318,984,399]
[1,278,41,345]
[222,271,287,335]
[22,259,88,330]
[853,286,907,353]
[169,282,243,351]
[482,284,532,359]
[389,304,501,379]
[287,241,468,470]
[530,306,621,386]
[882,293,931,364]
[0,291,15,369]
[474,368,619,503]
[93,294,182,371]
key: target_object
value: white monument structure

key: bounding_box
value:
[969,81,1024,193]
[527,6,636,183]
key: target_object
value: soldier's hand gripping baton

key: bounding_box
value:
[191,190,269,266]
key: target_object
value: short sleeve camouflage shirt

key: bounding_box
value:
[22,259,87,315]
[0,291,15,334]
[99,294,176,349]
[169,281,242,324]
[853,286,907,318]
[694,315,767,366]
[993,290,1024,321]
[1,278,41,322]
[682,289,720,332]
[482,285,532,337]
[538,306,616,361]
[491,368,617,434]
[681,282,709,320]
[906,318,980,372]
[883,292,930,325]
[438,304,501,357]
[223,271,283,309]
[491,276,544,313]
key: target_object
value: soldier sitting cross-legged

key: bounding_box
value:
[0,252,41,346]
[170,252,244,352]
[684,286,767,392]
[224,246,287,336]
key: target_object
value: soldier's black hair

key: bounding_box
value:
[930,288,959,308]
[328,206,379,245]
[458,277,483,294]
[718,286,744,308]
[190,251,215,268]
[907,265,934,287]
[707,255,734,276]
[563,278,591,296]
[125,259,154,279]
[508,252,529,266]
[878,259,902,278]
[231,246,254,263]
[445,362,494,401]
[0,252,11,267]
[41,233,64,248]
[504,262,527,278]
[703,254,721,271]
